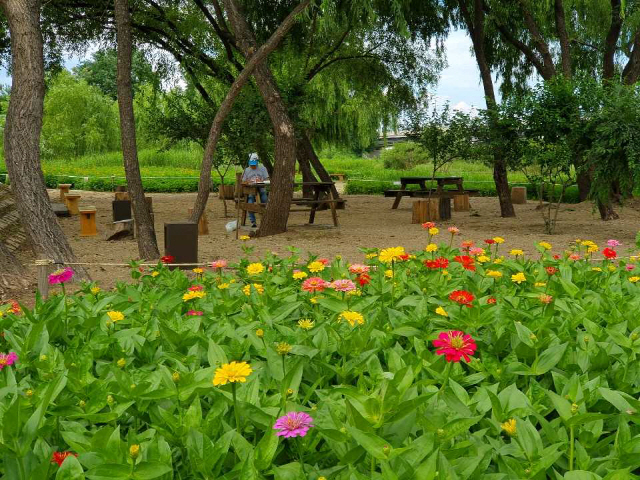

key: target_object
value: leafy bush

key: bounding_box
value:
[0,237,638,478]
[380,141,430,170]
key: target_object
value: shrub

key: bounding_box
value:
[380,141,429,170]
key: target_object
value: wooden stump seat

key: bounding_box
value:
[64,192,82,215]
[453,193,470,212]
[79,206,97,237]
[511,186,527,204]
[58,184,72,202]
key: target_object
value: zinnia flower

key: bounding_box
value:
[607,239,621,247]
[307,261,325,273]
[461,240,475,251]
[330,279,356,292]
[433,331,477,363]
[469,247,485,256]
[339,310,365,327]
[477,255,491,263]
[273,412,314,438]
[538,242,552,251]
[211,259,227,269]
[193,268,203,274]
[425,243,438,253]
[292,270,308,280]
[246,263,265,275]
[545,266,558,275]
[107,311,124,322]
[435,306,448,317]
[501,419,517,436]
[448,226,460,235]
[357,273,371,286]
[187,310,203,316]
[161,255,175,264]
[349,264,370,275]
[453,255,475,271]
[183,291,206,301]
[318,258,330,265]
[449,290,474,307]
[213,361,252,386]
[239,235,250,241]
[276,342,292,355]
[484,239,495,245]
[493,237,505,244]
[378,247,406,263]
[422,222,436,229]
[510,249,524,256]
[626,264,635,271]
[539,294,553,304]
[188,285,204,292]
[602,248,617,259]
[0,352,18,370]
[51,451,78,466]
[298,319,315,330]
[91,286,100,295]
[302,277,329,293]
[428,227,439,236]
[425,257,449,269]
[486,270,502,278]
[48,268,74,285]
[487,297,497,305]
[511,272,526,284]
[629,276,640,283]
[243,284,264,296]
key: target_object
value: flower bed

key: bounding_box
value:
[1,230,639,478]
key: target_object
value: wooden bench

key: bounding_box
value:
[329,173,346,182]
[384,189,429,198]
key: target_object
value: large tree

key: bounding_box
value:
[114,0,160,259]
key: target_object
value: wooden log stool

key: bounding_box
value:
[79,206,97,237]
[114,185,129,201]
[412,199,439,223]
[164,222,198,269]
[453,193,470,212]
[439,197,452,220]
[511,186,527,204]
[106,219,134,241]
[219,184,235,200]
[64,192,82,215]
[58,184,72,202]
[188,208,209,235]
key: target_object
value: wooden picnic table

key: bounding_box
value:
[387,176,465,209]
[236,181,341,230]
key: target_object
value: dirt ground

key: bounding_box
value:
[7,189,640,303]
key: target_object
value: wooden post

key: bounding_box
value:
[453,194,470,212]
[35,258,51,299]
[58,184,72,202]
[511,186,527,204]
[439,197,452,220]
[188,208,209,235]
[79,206,98,236]
[64,192,82,215]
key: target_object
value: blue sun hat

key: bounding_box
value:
[248,153,259,166]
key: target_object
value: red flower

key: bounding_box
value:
[422,222,436,229]
[449,290,475,307]
[187,310,203,316]
[461,240,475,252]
[603,248,617,259]
[302,277,330,293]
[398,254,410,261]
[51,451,78,467]
[425,257,449,269]
[545,266,558,275]
[433,331,477,363]
[553,254,561,260]
[487,297,497,305]
[357,273,371,286]
[453,255,476,272]
[484,239,495,245]
[318,258,330,265]
[161,255,175,264]
[188,285,204,292]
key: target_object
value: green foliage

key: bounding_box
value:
[380,141,430,170]
[2,239,640,477]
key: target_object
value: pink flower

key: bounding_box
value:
[469,247,485,256]
[301,277,329,293]
[448,226,460,235]
[607,239,621,247]
[0,352,18,370]
[187,310,203,316]
[211,259,227,269]
[626,264,635,271]
[348,264,370,275]
[432,331,477,363]
[330,279,356,292]
[48,268,74,285]
[273,412,314,438]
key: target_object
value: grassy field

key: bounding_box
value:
[0,147,578,201]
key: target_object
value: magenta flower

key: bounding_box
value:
[48,268,74,285]
[273,412,314,438]
[187,310,203,316]
[330,279,356,293]
[607,239,622,247]
[0,352,18,370]
[211,259,227,269]
[626,264,635,271]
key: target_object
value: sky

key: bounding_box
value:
[0,30,488,112]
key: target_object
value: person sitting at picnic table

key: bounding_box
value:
[242,153,269,228]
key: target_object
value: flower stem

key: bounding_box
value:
[569,425,575,471]
[232,383,242,433]
[439,361,453,394]
[297,437,306,475]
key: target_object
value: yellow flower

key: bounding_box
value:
[256,328,264,338]
[193,268,204,274]
[581,240,595,247]
[592,267,602,272]
[246,263,264,275]
[534,282,546,287]
[218,283,230,289]
[441,269,449,276]
[310,296,320,304]
[243,283,264,296]
[172,372,180,382]
[287,388,294,395]
[378,247,406,263]
[384,269,394,278]
[91,286,101,295]
[587,245,599,254]
[213,361,252,386]
[501,419,517,436]
[486,270,503,278]
[117,358,126,368]
[538,242,552,250]
[347,289,362,296]
[477,255,491,263]
[318,477,327,480]
[129,444,140,459]
[239,235,250,241]
[511,272,526,284]
[298,319,315,330]
[428,227,439,236]
[276,342,292,355]
[435,306,448,317]
[510,249,524,256]
[107,311,124,322]
[425,243,438,252]
[183,291,206,301]
[151,271,159,277]
[608,265,617,272]
[339,310,365,327]
[293,271,308,280]
[307,261,325,273]
[629,277,640,283]
[494,258,504,264]
[365,253,378,259]
[493,237,505,244]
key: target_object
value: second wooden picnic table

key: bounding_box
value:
[387,176,464,209]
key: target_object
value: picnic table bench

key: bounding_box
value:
[385,177,478,209]
[329,173,346,181]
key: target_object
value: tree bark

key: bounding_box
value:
[114,0,159,260]
[623,32,640,85]
[297,139,317,198]
[517,0,557,79]
[0,0,88,277]
[576,169,591,202]
[299,132,340,199]
[221,0,309,237]
[189,0,310,224]
[603,0,622,81]
[0,240,23,275]
[554,0,572,77]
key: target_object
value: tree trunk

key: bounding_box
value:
[299,131,340,199]
[554,0,572,77]
[189,0,310,224]
[576,170,591,202]
[597,197,620,220]
[493,158,516,217]
[0,240,23,275]
[0,0,88,277]
[603,0,623,81]
[222,0,307,236]
[114,0,159,260]
[297,139,317,198]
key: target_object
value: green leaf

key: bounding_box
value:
[254,427,279,470]
[55,455,85,480]
[85,464,131,480]
[132,462,173,480]
[532,343,567,375]
[440,415,483,442]
[345,425,389,460]
[207,339,228,367]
